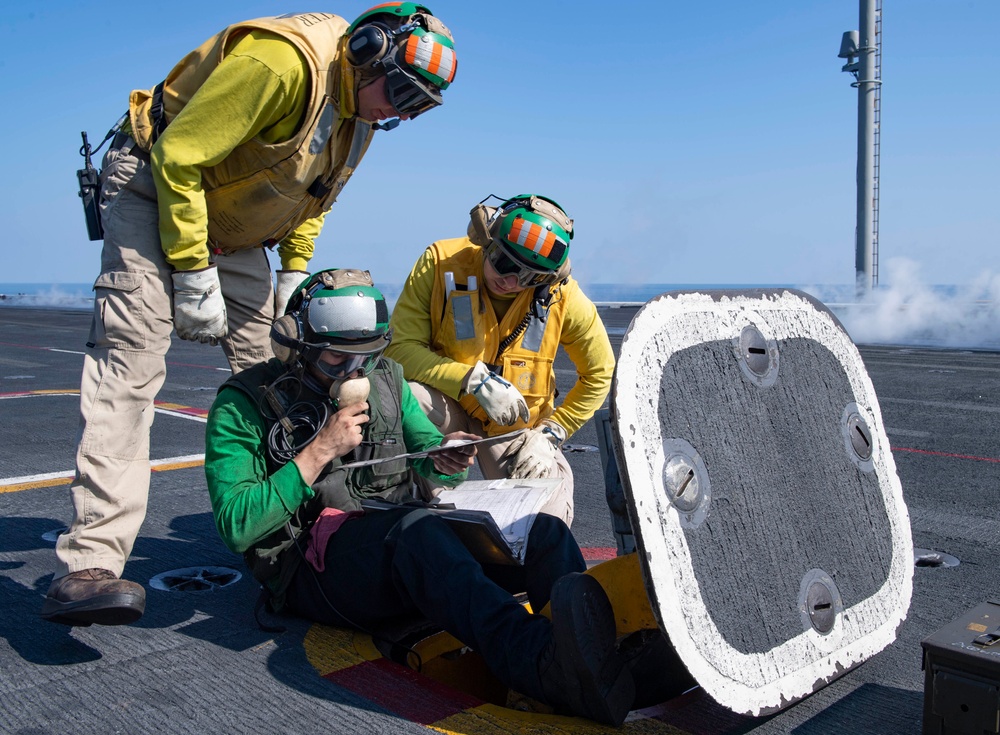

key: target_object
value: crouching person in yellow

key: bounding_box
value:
[203,269,635,726]
[385,195,615,525]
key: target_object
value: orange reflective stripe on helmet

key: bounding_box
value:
[405,33,456,83]
[508,219,556,258]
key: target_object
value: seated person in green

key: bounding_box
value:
[203,268,635,726]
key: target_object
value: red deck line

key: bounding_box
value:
[581,547,617,561]
[893,446,1000,464]
[324,658,482,725]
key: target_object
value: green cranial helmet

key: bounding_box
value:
[273,269,392,380]
[346,2,457,117]
[495,195,573,272]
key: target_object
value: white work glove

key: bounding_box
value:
[506,420,567,479]
[172,266,228,345]
[274,269,307,316]
[463,360,530,426]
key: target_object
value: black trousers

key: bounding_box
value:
[284,508,585,697]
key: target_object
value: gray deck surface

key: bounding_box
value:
[1,305,997,734]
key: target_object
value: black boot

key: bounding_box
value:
[538,572,635,726]
[41,568,145,626]
[618,628,698,708]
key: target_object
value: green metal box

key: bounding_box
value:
[922,601,1000,734]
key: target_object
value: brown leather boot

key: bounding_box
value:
[40,568,145,626]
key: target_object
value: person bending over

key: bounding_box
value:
[44,3,459,626]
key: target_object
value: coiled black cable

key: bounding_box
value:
[259,370,332,464]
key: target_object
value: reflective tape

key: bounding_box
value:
[405,33,456,84]
[507,219,559,258]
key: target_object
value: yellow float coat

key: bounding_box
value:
[128,13,372,271]
[387,238,615,437]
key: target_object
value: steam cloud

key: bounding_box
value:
[807,258,1000,350]
[4,261,998,350]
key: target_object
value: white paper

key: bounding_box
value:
[433,478,563,561]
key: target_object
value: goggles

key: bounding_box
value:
[485,240,559,288]
[382,51,442,118]
[301,343,387,380]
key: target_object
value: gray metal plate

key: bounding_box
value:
[612,289,913,715]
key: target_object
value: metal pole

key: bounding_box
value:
[855,0,878,296]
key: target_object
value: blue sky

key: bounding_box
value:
[2,1,997,287]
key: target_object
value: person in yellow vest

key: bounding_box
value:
[42,4,457,627]
[386,195,615,526]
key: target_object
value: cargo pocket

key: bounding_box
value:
[90,271,145,350]
[504,354,553,405]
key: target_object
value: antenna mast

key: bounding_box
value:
[839,0,882,295]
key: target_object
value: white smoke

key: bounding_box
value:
[0,285,91,310]
[808,258,1000,350]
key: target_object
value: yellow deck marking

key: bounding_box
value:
[1,454,206,494]
[302,588,685,734]
[0,389,209,493]
[0,389,79,399]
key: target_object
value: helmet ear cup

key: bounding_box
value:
[270,314,302,364]
[553,256,572,283]
[467,204,498,246]
[346,23,391,68]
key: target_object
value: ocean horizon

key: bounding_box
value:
[0,281,906,311]
[1,281,995,349]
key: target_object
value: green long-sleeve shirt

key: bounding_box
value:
[205,370,465,554]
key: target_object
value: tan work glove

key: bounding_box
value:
[463,361,530,426]
[172,266,228,345]
[274,270,308,316]
[506,420,567,479]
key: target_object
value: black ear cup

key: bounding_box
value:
[347,23,391,68]
[270,314,302,364]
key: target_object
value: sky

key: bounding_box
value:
[1,1,997,289]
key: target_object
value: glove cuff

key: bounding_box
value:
[462,361,489,396]
[172,266,221,293]
[540,420,567,447]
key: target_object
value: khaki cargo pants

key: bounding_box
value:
[408,381,574,526]
[54,136,276,578]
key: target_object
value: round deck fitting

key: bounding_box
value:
[841,403,876,472]
[734,324,779,387]
[798,569,844,636]
[913,548,960,568]
[41,526,69,544]
[660,438,712,528]
[150,566,242,592]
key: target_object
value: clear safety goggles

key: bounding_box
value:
[485,240,559,288]
[302,345,385,380]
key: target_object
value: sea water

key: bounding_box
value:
[1,282,994,349]
[0,282,845,311]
